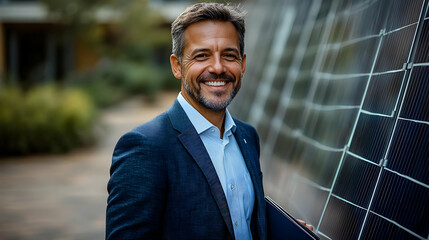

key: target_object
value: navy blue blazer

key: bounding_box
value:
[106,100,267,240]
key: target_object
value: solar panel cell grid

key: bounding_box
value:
[283,105,305,129]
[346,3,386,39]
[362,71,405,115]
[319,196,367,239]
[289,180,329,225]
[387,119,429,185]
[296,143,343,188]
[371,171,429,237]
[348,113,394,163]
[273,131,298,161]
[385,0,424,31]
[332,154,380,208]
[361,213,422,240]
[373,25,417,72]
[317,76,368,106]
[303,108,358,148]
[400,67,429,122]
[332,38,380,74]
[414,20,429,63]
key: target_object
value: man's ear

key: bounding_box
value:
[241,53,247,78]
[170,54,182,79]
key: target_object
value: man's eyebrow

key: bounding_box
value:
[224,47,240,55]
[190,48,210,56]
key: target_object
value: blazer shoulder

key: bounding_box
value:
[132,112,174,138]
[234,117,258,136]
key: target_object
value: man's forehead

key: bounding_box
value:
[183,20,240,51]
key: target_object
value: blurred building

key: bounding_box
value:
[231,0,429,239]
[0,0,98,85]
[0,0,188,86]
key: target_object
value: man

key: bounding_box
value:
[106,3,265,240]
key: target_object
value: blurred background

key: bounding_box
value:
[0,0,428,239]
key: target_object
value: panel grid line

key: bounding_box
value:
[278,124,345,152]
[346,150,381,166]
[383,167,429,189]
[398,116,429,125]
[331,194,367,210]
[316,67,405,80]
[294,173,331,192]
[360,110,394,118]
[317,231,333,240]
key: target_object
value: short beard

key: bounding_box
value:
[183,79,237,111]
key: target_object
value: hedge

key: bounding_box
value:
[0,85,97,156]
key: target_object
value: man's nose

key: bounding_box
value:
[208,55,226,74]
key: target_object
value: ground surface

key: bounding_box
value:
[0,92,178,240]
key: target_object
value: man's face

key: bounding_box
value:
[171,20,246,112]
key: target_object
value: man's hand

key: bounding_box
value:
[297,219,314,231]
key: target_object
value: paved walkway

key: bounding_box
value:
[0,92,178,240]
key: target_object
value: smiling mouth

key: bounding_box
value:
[203,81,227,87]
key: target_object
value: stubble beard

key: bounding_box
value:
[183,77,237,111]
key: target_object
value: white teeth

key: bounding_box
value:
[204,81,226,86]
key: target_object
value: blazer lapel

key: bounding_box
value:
[167,100,235,239]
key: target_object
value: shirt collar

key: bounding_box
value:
[177,92,236,135]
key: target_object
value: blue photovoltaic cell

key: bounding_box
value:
[362,71,405,115]
[384,0,423,31]
[374,25,416,72]
[346,0,387,38]
[387,119,429,185]
[361,213,421,240]
[313,76,368,106]
[319,196,366,239]
[371,171,429,238]
[287,181,329,227]
[273,131,298,160]
[400,66,429,122]
[296,142,343,188]
[332,37,379,74]
[332,154,380,208]
[283,105,306,130]
[348,113,394,163]
[304,108,358,148]
[414,20,429,63]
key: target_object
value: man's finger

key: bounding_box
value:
[297,219,314,231]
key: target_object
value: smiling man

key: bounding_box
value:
[106,3,267,240]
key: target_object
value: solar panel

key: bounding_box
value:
[230,0,429,239]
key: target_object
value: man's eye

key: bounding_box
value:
[195,54,208,60]
[224,54,238,60]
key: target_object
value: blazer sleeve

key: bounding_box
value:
[106,131,167,240]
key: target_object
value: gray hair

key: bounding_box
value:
[171,2,246,58]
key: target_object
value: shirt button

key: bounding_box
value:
[231,184,235,191]
[211,129,215,133]
[235,221,239,226]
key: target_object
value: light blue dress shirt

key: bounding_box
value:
[177,93,255,240]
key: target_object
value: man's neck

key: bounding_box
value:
[182,92,226,138]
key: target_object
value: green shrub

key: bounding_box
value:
[72,60,178,107]
[0,85,97,156]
